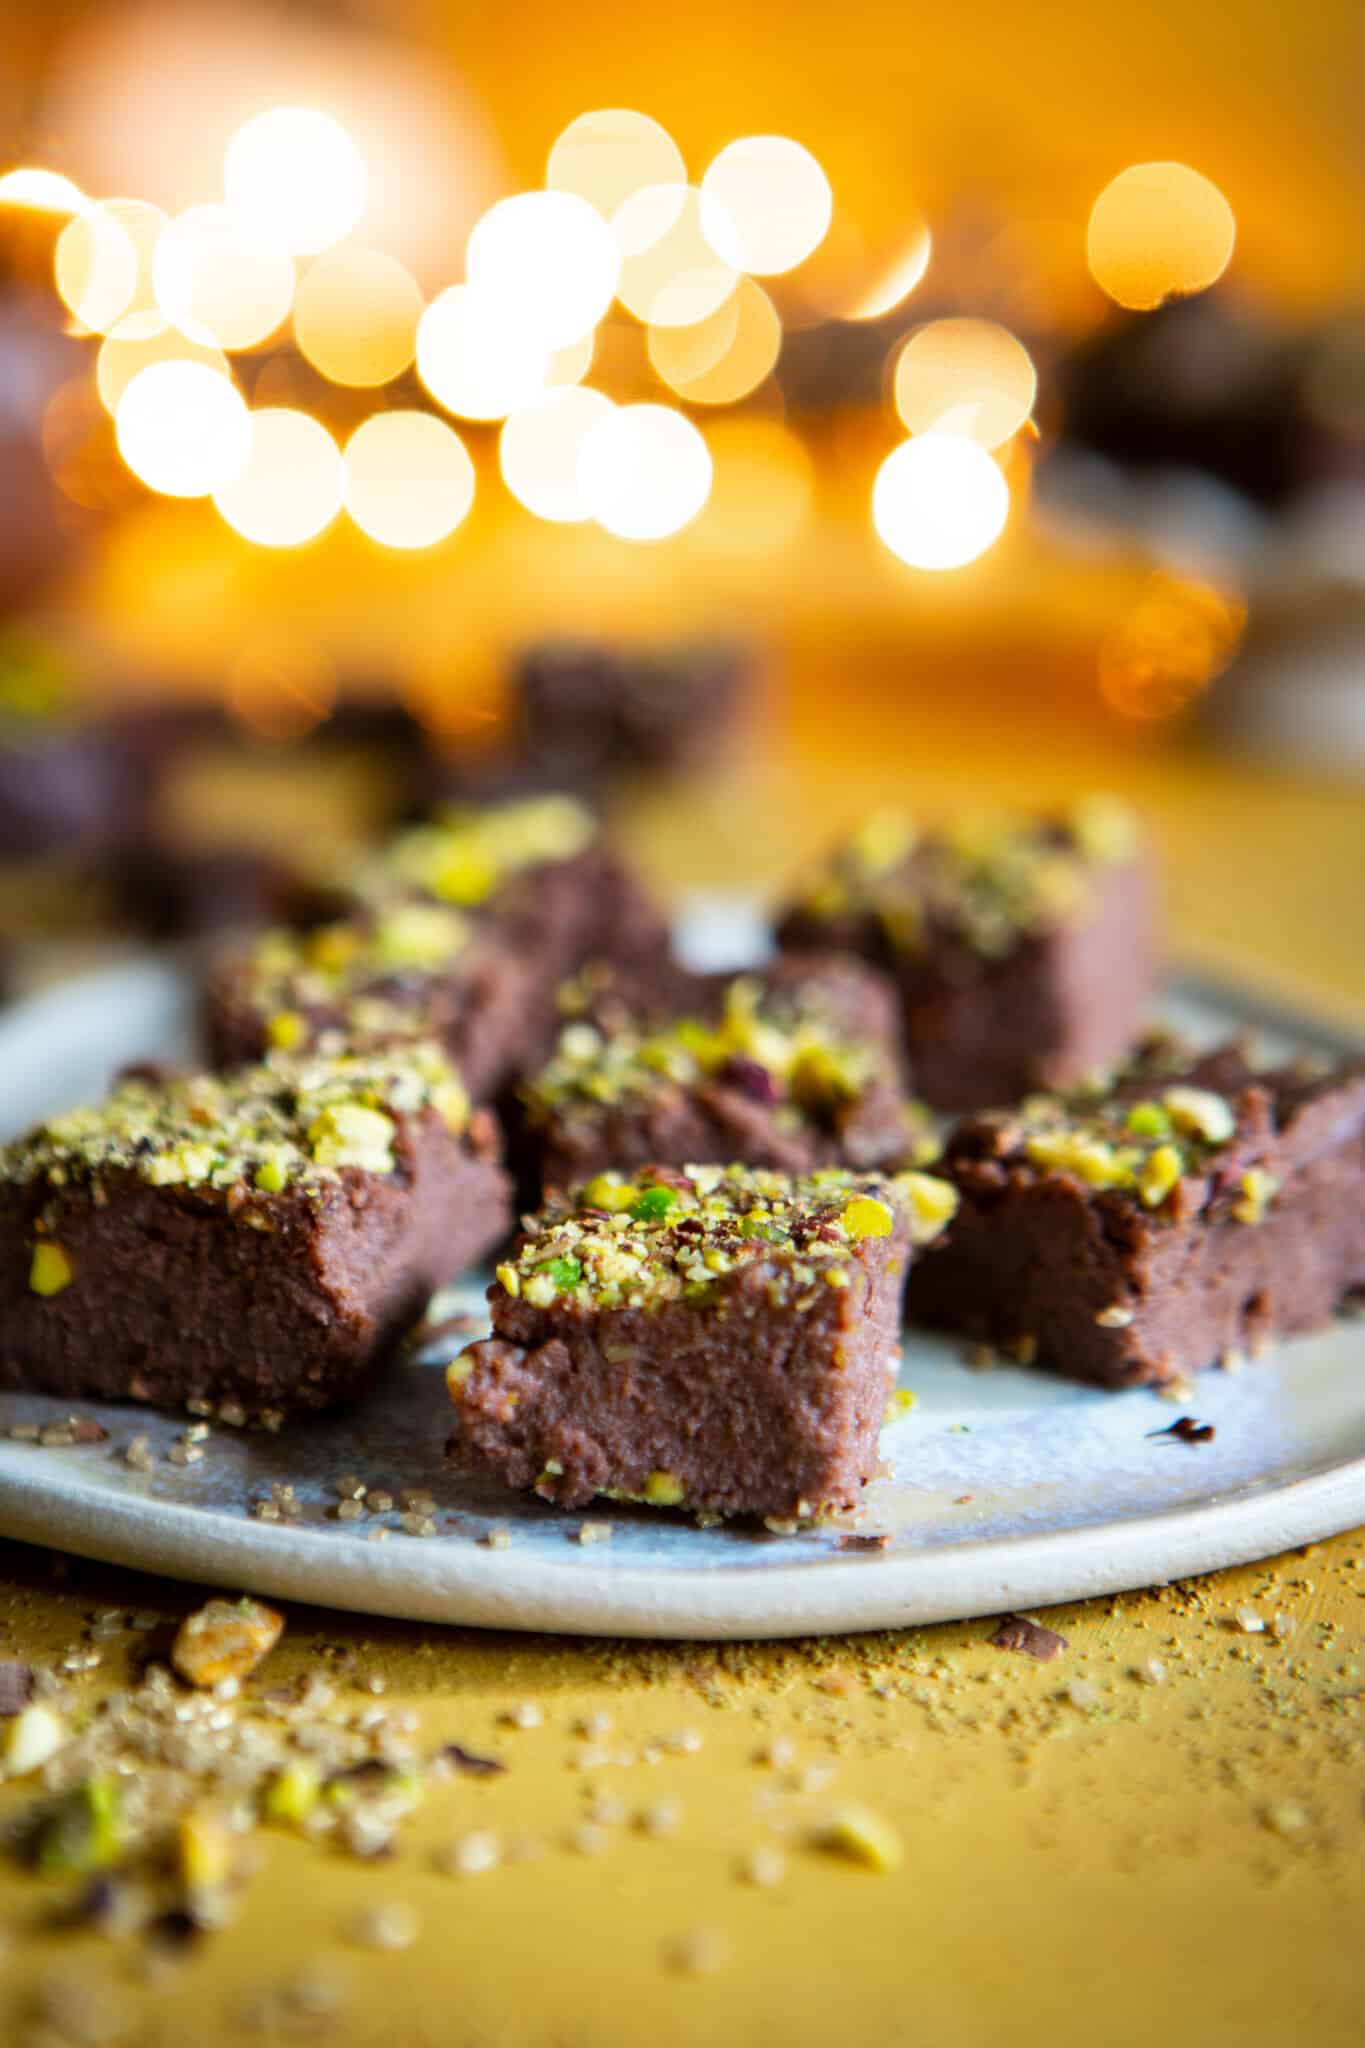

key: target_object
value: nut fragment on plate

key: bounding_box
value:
[171,1597,285,1689]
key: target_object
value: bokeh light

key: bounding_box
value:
[1087,162,1236,311]
[1098,570,1245,720]
[696,417,814,555]
[213,408,343,547]
[847,223,933,320]
[416,284,550,422]
[466,191,620,351]
[648,277,781,404]
[343,411,475,549]
[0,169,88,216]
[153,204,295,352]
[578,401,713,541]
[547,110,686,220]
[893,318,1037,448]
[500,387,617,523]
[55,200,164,334]
[96,313,229,415]
[546,331,596,386]
[224,107,367,257]
[699,136,833,276]
[114,360,252,498]
[613,186,739,328]
[294,248,423,388]
[872,433,1009,571]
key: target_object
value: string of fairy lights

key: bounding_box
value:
[0,113,1236,571]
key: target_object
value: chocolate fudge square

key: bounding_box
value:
[520,957,936,1196]
[205,905,537,1104]
[904,1041,1365,1389]
[513,638,752,784]
[777,799,1158,1111]
[448,1162,959,1520]
[206,795,671,1098]
[0,1042,510,1416]
[328,794,669,999]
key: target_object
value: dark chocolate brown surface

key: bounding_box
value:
[904,1041,1365,1387]
[777,801,1159,1109]
[449,1162,957,1519]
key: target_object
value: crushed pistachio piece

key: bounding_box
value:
[29,1241,73,1296]
[262,1759,322,1827]
[1138,1144,1184,1209]
[2,1701,66,1777]
[171,1597,284,1690]
[841,1195,894,1240]
[1124,1100,1172,1138]
[643,1470,686,1508]
[308,1102,397,1174]
[1162,1085,1236,1145]
[36,1774,124,1874]
[267,1009,308,1052]
[1234,1167,1279,1225]
[815,1803,904,1872]
[895,1170,959,1245]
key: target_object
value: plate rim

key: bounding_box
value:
[0,939,1361,1639]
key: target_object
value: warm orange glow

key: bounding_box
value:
[1087,162,1236,311]
[699,136,833,276]
[416,284,550,422]
[893,318,1037,449]
[847,224,933,321]
[224,108,367,257]
[466,192,620,351]
[872,433,1009,571]
[648,277,781,404]
[613,185,739,328]
[1097,571,1245,721]
[114,361,252,498]
[694,417,814,555]
[343,411,475,550]
[0,169,88,216]
[213,408,343,547]
[55,200,164,335]
[546,331,596,387]
[226,641,337,743]
[578,401,713,541]
[294,248,423,388]
[96,314,229,415]
[153,204,295,352]
[547,110,685,220]
[500,387,617,523]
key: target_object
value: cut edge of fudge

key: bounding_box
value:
[903,1039,1365,1387]
[447,1161,959,1521]
[775,796,1160,1110]
[0,1040,511,1416]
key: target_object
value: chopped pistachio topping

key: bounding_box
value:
[643,1470,686,1507]
[2,1041,467,1198]
[1162,1085,1236,1144]
[522,974,888,1127]
[797,797,1142,958]
[987,1060,1249,1215]
[236,902,472,1056]
[1233,1167,1279,1225]
[495,1162,953,1314]
[29,1241,73,1295]
[347,794,596,911]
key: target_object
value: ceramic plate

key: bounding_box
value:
[0,905,1361,1640]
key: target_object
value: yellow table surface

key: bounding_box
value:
[1,672,1363,2047]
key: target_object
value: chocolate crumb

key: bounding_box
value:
[990,1615,1069,1662]
[837,1533,890,1553]
[0,1659,35,1715]
[441,1743,506,1778]
[1147,1415,1216,1443]
[69,1415,110,1444]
